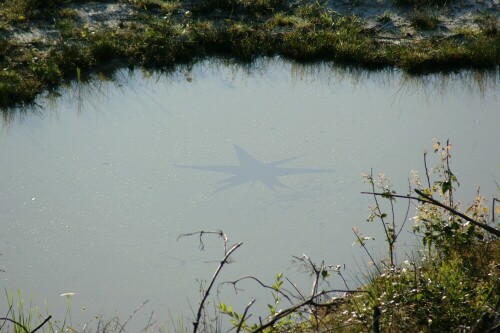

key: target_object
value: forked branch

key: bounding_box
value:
[220,276,294,305]
[178,230,242,333]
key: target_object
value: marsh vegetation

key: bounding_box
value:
[0,0,499,107]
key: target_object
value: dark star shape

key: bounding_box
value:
[175,145,334,192]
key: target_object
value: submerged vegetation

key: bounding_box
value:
[0,0,499,107]
[2,140,499,332]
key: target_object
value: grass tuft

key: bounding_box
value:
[410,10,441,30]
[377,10,393,23]
[475,12,499,37]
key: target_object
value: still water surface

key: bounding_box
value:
[1,59,499,328]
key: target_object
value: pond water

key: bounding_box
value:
[1,59,499,330]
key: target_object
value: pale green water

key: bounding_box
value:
[1,59,499,329]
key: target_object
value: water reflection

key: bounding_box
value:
[287,61,499,101]
[1,58,498,128]
[394,69,500,103]
[175,144,334,192]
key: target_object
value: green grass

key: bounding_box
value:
[392,0,451,8]
[314,241,499,332]
[5,290,36,333]
[377,11,393,23]
[475,12,500,37]
[0,0,65,22]
[55,17,76,38]
[410,10,441,30]
[0,0,498,107]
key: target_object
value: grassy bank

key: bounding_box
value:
[0,0,499,107]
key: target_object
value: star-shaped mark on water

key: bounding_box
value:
[175,145,334,192]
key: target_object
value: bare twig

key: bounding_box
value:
[102,316,121,333]
[0,318,29,333]
[493,197,499,224]
[352,228,382,275]
[220,276,293,305]
[139,311,155,333]
[0,315,51,333]
[367,169,395,267]
[193,241,243,333]
[119,300,149,333]
[305,257,323,328]
[292,255,332,299]
[178,230,228,253]
[423,151,431,189]
[235,299,255,333]
[445,139,453,208]
[389,195,398,266]
[284,275,318,329]
[96,315,102,333]
[396,180,413,239]
[0,305,13,331]
[31,315,52,333]
[306,257,323,297]
[369,170,390,246]
[285,277,306,302]
[335,268,351,291]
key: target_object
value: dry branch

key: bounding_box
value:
[0,315,52,333]
[236,299,255,333]
[179,230,242,333]
[220,276,294,305]
[249,289,366,333]
[361,190,500,237]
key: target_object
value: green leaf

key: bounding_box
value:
[441,180,452,194]
[381,191,392,198]
[219,303,226,312]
